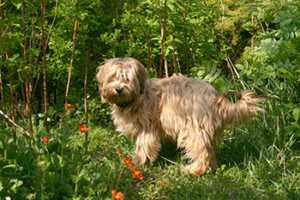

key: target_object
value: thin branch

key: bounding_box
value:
[159,155,177,165]
[65,18,79,104]
[260,22,265,33]
[164,56,168,77]
[0,3,8,129]
[8,67,17,141]
[22,1,33,137]
[220,0,225,37]
[45,0,58,46]
[0,69,8,129]
[182,0,189,73]
[159,0,167,77]
[147,37,151,71]
[251,15,255,50]
[0,23,9,37]
[41,0,48,131]
[227,56,246,90]
[84,51,90,146]
[220,0,239,96]
[29,9,35,98]
[170,24,177,73]
[226,56,239,97]
[31,0,57,99]
[2,14,17,140]
[0,110,32,138]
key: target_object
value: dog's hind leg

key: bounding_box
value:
[183,146,217,176]
[134,131,161,165]
[179,127,217,176]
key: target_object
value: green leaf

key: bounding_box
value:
[2,164,17,169]
[13,2,22,10]
[292,107,300,121]
[71,175,79,183]
[10,179,23,193]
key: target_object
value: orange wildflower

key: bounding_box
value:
[112,190,124,200]
[121,157,134,167]
[117,150,123,155]
[64,103,74,109]
[131,167,144,180]
[79,125,88,133]
[43,136,49,143]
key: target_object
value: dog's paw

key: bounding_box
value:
[133,155,147,166]
[180,166,189,174]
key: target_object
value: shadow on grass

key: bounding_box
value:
[217,124,273,169]
[216,133,260,168]
[157,140,182,164]
[154,128,263,170]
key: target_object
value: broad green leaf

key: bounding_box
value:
[293,107,300,121]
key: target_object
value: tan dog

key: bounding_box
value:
[96,57,264,176]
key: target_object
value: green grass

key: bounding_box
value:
[0,106,299,200]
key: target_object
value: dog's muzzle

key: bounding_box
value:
[115,87,123,94]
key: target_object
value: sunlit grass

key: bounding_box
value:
[0,105,299,200]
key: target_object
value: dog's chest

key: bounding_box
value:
[112,111,141,138]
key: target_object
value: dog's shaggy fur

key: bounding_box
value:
[96,57,264,176]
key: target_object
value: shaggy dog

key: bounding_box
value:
[96,57,264,176]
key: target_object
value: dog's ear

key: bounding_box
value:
[135,60,149,94]
[96,66,103,92]
[123,58,148,94]
[96,66,107,103]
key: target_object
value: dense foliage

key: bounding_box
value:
[0,0,299,199]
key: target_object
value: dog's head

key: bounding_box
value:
[96,57,148,107]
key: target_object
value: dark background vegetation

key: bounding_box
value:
[0,0,299,199]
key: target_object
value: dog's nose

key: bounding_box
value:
[115,87,123,94]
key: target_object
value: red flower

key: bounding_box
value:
[64,103,74,109]
[79,125,88,133]
[117,150,123,155]
[112,190,124,200]
[30,193,35,199]
[121,157,134,167]
[131,167,144,180]
[43,136,49,143]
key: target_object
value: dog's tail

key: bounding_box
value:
[217,90,264,125]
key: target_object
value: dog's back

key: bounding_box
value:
[151,74,263,139]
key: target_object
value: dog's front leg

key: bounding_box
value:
[134,131,161,165]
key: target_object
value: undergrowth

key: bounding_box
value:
[0,102,299,200]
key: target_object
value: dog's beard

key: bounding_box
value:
[102,85,136,107]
